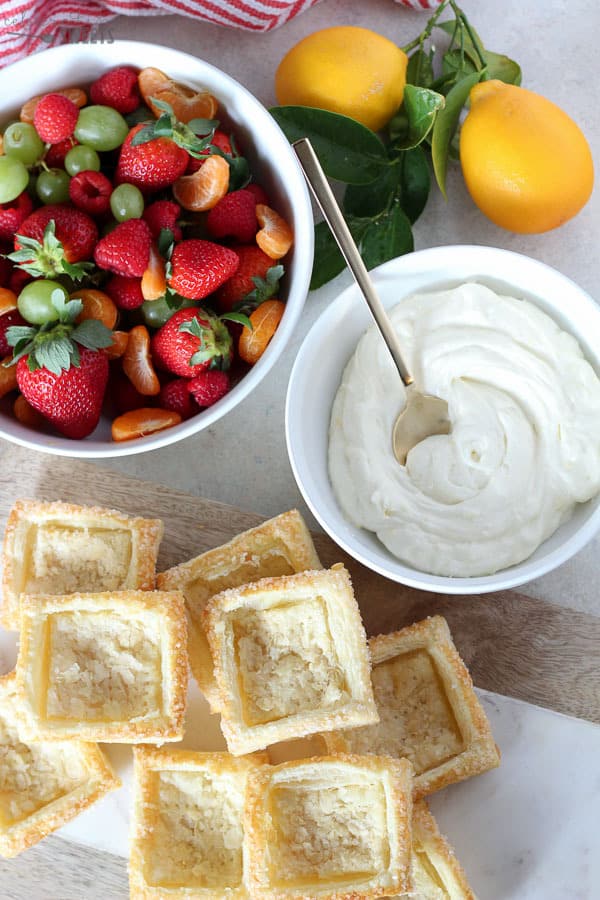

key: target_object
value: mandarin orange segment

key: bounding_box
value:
[71,288,118,330]
[13,394,45,428]
[112,407,182,442]
[105,330,129,361]
[255,205,293,259]
[0,288,18,316]
[20,88,87,124]
[172,155,229,212]
[138,67,218,122]
[238,299,285,365]
[123,325,160,396]
[141,246,167,301]
[0,356,18,398]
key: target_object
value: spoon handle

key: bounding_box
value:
[293,137,413,387]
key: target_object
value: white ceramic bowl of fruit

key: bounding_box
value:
[0,41,313,456]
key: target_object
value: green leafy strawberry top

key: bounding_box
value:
[5,291,113,375]
[8,221,94,282]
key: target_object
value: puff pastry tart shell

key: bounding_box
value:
[16,590,188,743]
[157,509,321,712]
[0,672,120,858]
[130,746,265,899]
[244,754,414,900]
[322,616,500,797]
[409,799,476,899]
[1,499,163,630]
[202,564,378,756]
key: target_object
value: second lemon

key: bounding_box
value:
[275,26,407,132]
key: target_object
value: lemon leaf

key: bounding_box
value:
[391,86,445,151]
[398,147,431,224]
[360,203,414,271]
[269,106,388,185]
[431,72,482,199]
[406,48,435,89]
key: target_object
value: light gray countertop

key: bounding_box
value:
[0,0,599,896]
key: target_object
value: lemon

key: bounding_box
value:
[275,26,408,132]
[459,80,594,233]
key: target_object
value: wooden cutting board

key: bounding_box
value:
[0,443,598,725]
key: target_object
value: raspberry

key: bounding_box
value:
[245,183,270,206]
[187,370,230,408]
[206,189,257,243]
[33,93,79,143]
[69,171,112,216]
[0,191,34,243]
[105,275,145,310]
[90,66,141,115]
[143,200,182,242]
[159,378,198,420]
[45,137,77,168]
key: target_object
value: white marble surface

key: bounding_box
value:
[93,0,600,616]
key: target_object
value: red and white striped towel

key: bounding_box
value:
[0,0,440,68]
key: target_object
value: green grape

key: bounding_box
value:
[74,106,129,152]
[2,122,44,166]
[142,297,197,329]
[36,168,70,204]
[64,144,101,176]
[110,183,144,222]
[0,155,29,203]
[17,280,69,325]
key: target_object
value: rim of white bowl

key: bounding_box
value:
[0,41,314,457]
[285,244,600,594]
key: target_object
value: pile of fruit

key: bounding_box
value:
[0,66,293,441]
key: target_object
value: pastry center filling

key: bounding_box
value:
[144,769,244,889]
[339,649,464,773]
[24,523,132,594]
[268,779,390,886]
[232,596,349,726]
[44,610,162,722]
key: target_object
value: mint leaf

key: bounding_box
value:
[71,319,113,350]
[270,106,389,185]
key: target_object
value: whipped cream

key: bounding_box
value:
[328,283,600,576]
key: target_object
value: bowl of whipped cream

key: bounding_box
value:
[285,245,600,593]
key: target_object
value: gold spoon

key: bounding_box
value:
[293,137,451,465]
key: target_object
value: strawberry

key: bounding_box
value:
[168,239,239,300]
[159,378,198,419]
[94,219,152,277]
[0,310,27,357]
[115,124,189,193]
[69,170,112,216]
[206,189,257,243]
[16,205,97,263]
[215,245,274,312]
[90,66,141,114]
[33,93,79,143]
[0,191,33,243]
[0,253,12,288]
[186,129,232,174]
[110,371,154,415]
[105,275,145,310]
[5,291,113,439]
[143,200,182,242]
[45,137,77,168]
[187,370,230,408]
[151,307,234,378]
[11,207,97,281]
[8,268,31,295]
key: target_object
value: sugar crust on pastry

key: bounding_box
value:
[202,564,378,756]
[409,799,476,900]
[244,754,413,900]
[130,746,265,899]
[157,509,321,713]
[16,590,188,743]
[0,672,120,858]
[322,616,500,797]
[1,499,163,630]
